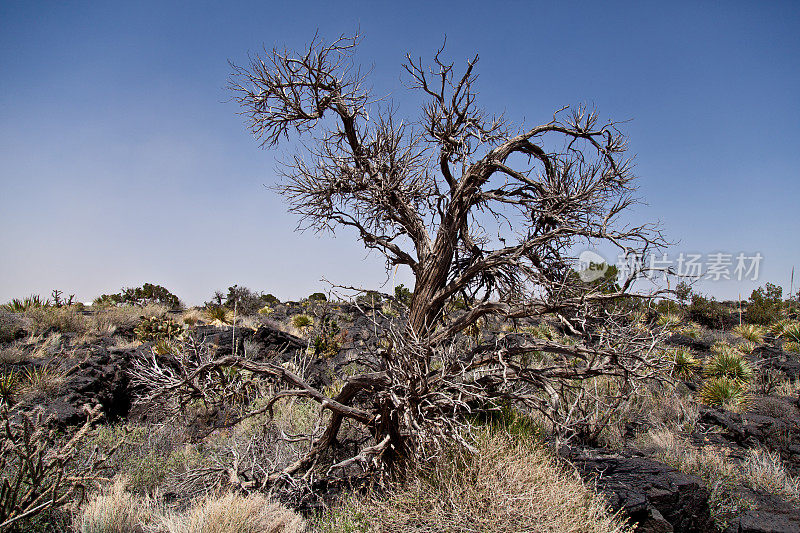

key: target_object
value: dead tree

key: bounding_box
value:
[135,33,671,488]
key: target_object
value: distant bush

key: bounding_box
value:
[394,284,412,306]
[689,294,726,329]
[747,283,783,325]
[95,284,181,310]
[308,292,328,302]
[224,285,268,316]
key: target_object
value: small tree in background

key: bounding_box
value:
[747,283,783,325]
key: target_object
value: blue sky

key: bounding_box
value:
[1,1,798,305]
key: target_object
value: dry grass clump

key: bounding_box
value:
[26,306,88,336]
[316,429,631,533]
[741,448,800,501]
[160,492,306,533]
[75,484,305,533]
[75,478,153,533]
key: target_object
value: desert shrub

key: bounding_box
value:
[0,311,26,344]
[161,492,305,533]
[263,293,280,305]
[134,316,183,342]
[699,377,749,409]
[224,285,269,316]
[94,283,181,310]
[257,305,274,316]
[394,284,412,306]
[311,317,345,358]
[314,429,631,533]
[689,294,726,329]
[20,364,66,396]
[746,283,783,325]
[732,324,765,344]
[308,292,328,302]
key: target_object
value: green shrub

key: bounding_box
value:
[224,285,268,315]
[689,294,726,329]
[94,283,181,310]
[394,284,412,306]
[747,283,783,325]
[308,292,328,302]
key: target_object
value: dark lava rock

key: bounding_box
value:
[22,345,133,426]
[723,492,800,533]
[252,325,305,353]
[571,449,716,533]
[667,333,714,353]
[755,345,800,381]
[699,399,800,475]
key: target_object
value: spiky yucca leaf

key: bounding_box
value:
[738,341,757,354]
[671,348,700,380]
[769,319,794,337]
[657,313,683,330]
[732,324,765,344]
[207,306,231,325]
[700,377,750,409]
[783,341,800,354]
[780,323,800,343]
[704,348,753,383]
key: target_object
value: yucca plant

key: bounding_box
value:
[738,341,757,354]
[769,319,794,337]
[699,376,750,409]
[780,323,800,343]
[0,371,17,404]
[657,312,683,330]
[680,322,703,339]
[671,348,700,380]
[704,348,753,383]
[732,324,765,344]
[2,295,51,312]
[207,305,231,325]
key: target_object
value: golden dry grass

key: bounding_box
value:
[317,429,631,533]
[160,493,305,533]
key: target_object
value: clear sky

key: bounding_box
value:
[1,1,798,305]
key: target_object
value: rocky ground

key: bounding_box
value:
[1,300,798,533]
